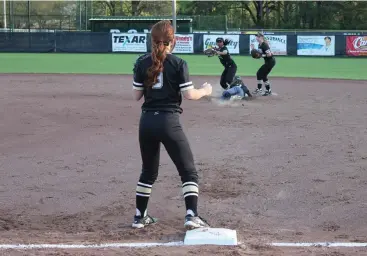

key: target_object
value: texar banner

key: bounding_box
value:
[249,35,287,55]
[172,34,194,53]
[346,36,367,56]
[297,36,335,56]
[203,34,240,54]
[112,33,147,52]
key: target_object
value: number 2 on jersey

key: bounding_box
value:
[152,72,163,89]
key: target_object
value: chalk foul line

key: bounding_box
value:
[1,241,367,249]
[270,242,367,247]
[0,241,184,249]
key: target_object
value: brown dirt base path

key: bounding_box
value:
[0,74,367,256]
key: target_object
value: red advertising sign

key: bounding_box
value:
[346,36,367,56]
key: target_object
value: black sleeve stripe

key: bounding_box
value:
[180,85,194,92]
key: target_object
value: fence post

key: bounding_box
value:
[85,0,87,30]
[54,30,57,52]
[10,0,13,31]
[224,15,228,34]
[3,0,6,28]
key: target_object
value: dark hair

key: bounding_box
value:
[146,20,175,87]
[324,36,331,41]
[216,37,230,46]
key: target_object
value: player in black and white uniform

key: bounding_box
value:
[251,32,276,96]
[213,37,237,90]
[132,20,212,230]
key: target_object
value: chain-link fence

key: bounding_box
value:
[0,1,244,33]
[0,0,92,31]
[0,14,76,31]
[191,15,227,31]
[0,1,253,33]
[190,15,250,32]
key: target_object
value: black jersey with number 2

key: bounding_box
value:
[218,46,235,67]
[258,42,275,63]
[133,53,194,114]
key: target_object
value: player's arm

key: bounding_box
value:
[262,44,273,58]
[179,61,211,100]
[183,85,211,100]
[216,50,228,55]
[132,61,144,101]
[216,47,228,55]
[133,86,144,101]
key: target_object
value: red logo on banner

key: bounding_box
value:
[346,36,367,56]
[353,36,367,49]
[176,36,192,42]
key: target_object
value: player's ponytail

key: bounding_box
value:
[146,20,175,87]
[147,41,167,87]
[223,39,230,46]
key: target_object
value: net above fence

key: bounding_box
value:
[0,14,78,31]
[191,15,227,31]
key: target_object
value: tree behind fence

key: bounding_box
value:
[0,1,366,32]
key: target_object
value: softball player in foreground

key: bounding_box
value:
[251,32,276,96]
[132,20,212,230]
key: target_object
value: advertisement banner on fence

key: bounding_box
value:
[249,35,287,55]
[203,34,240,54]
[112,33,147,52]
[297,36,335,56]
[172,34,194,53]
[346,36,367,56]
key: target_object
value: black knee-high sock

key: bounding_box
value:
[182,181,199,216]
[135,181,153,217]
[264,81,271,91]
[257,80,262,90]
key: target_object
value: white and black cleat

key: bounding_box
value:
[184,215,210,230]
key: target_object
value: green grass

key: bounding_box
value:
[0,53,366,80]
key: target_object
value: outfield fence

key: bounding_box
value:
[0,31,366,57]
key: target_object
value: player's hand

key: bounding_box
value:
[202,82,212,96]
[250,44,255,50]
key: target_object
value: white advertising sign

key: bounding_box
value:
[203,34,240,54]
[297,36,335,56]
[172,34,194,53]
[249,35,287,55]
[112,33,147,52]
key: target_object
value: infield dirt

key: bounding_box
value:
[0,74,367,255]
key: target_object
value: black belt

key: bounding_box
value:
[142,110,178,114]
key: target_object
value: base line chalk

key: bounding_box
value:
[0,241,184,249]
[2,241,367,250]
[271,242,367,247]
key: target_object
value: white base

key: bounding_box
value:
[184,228,238,246]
